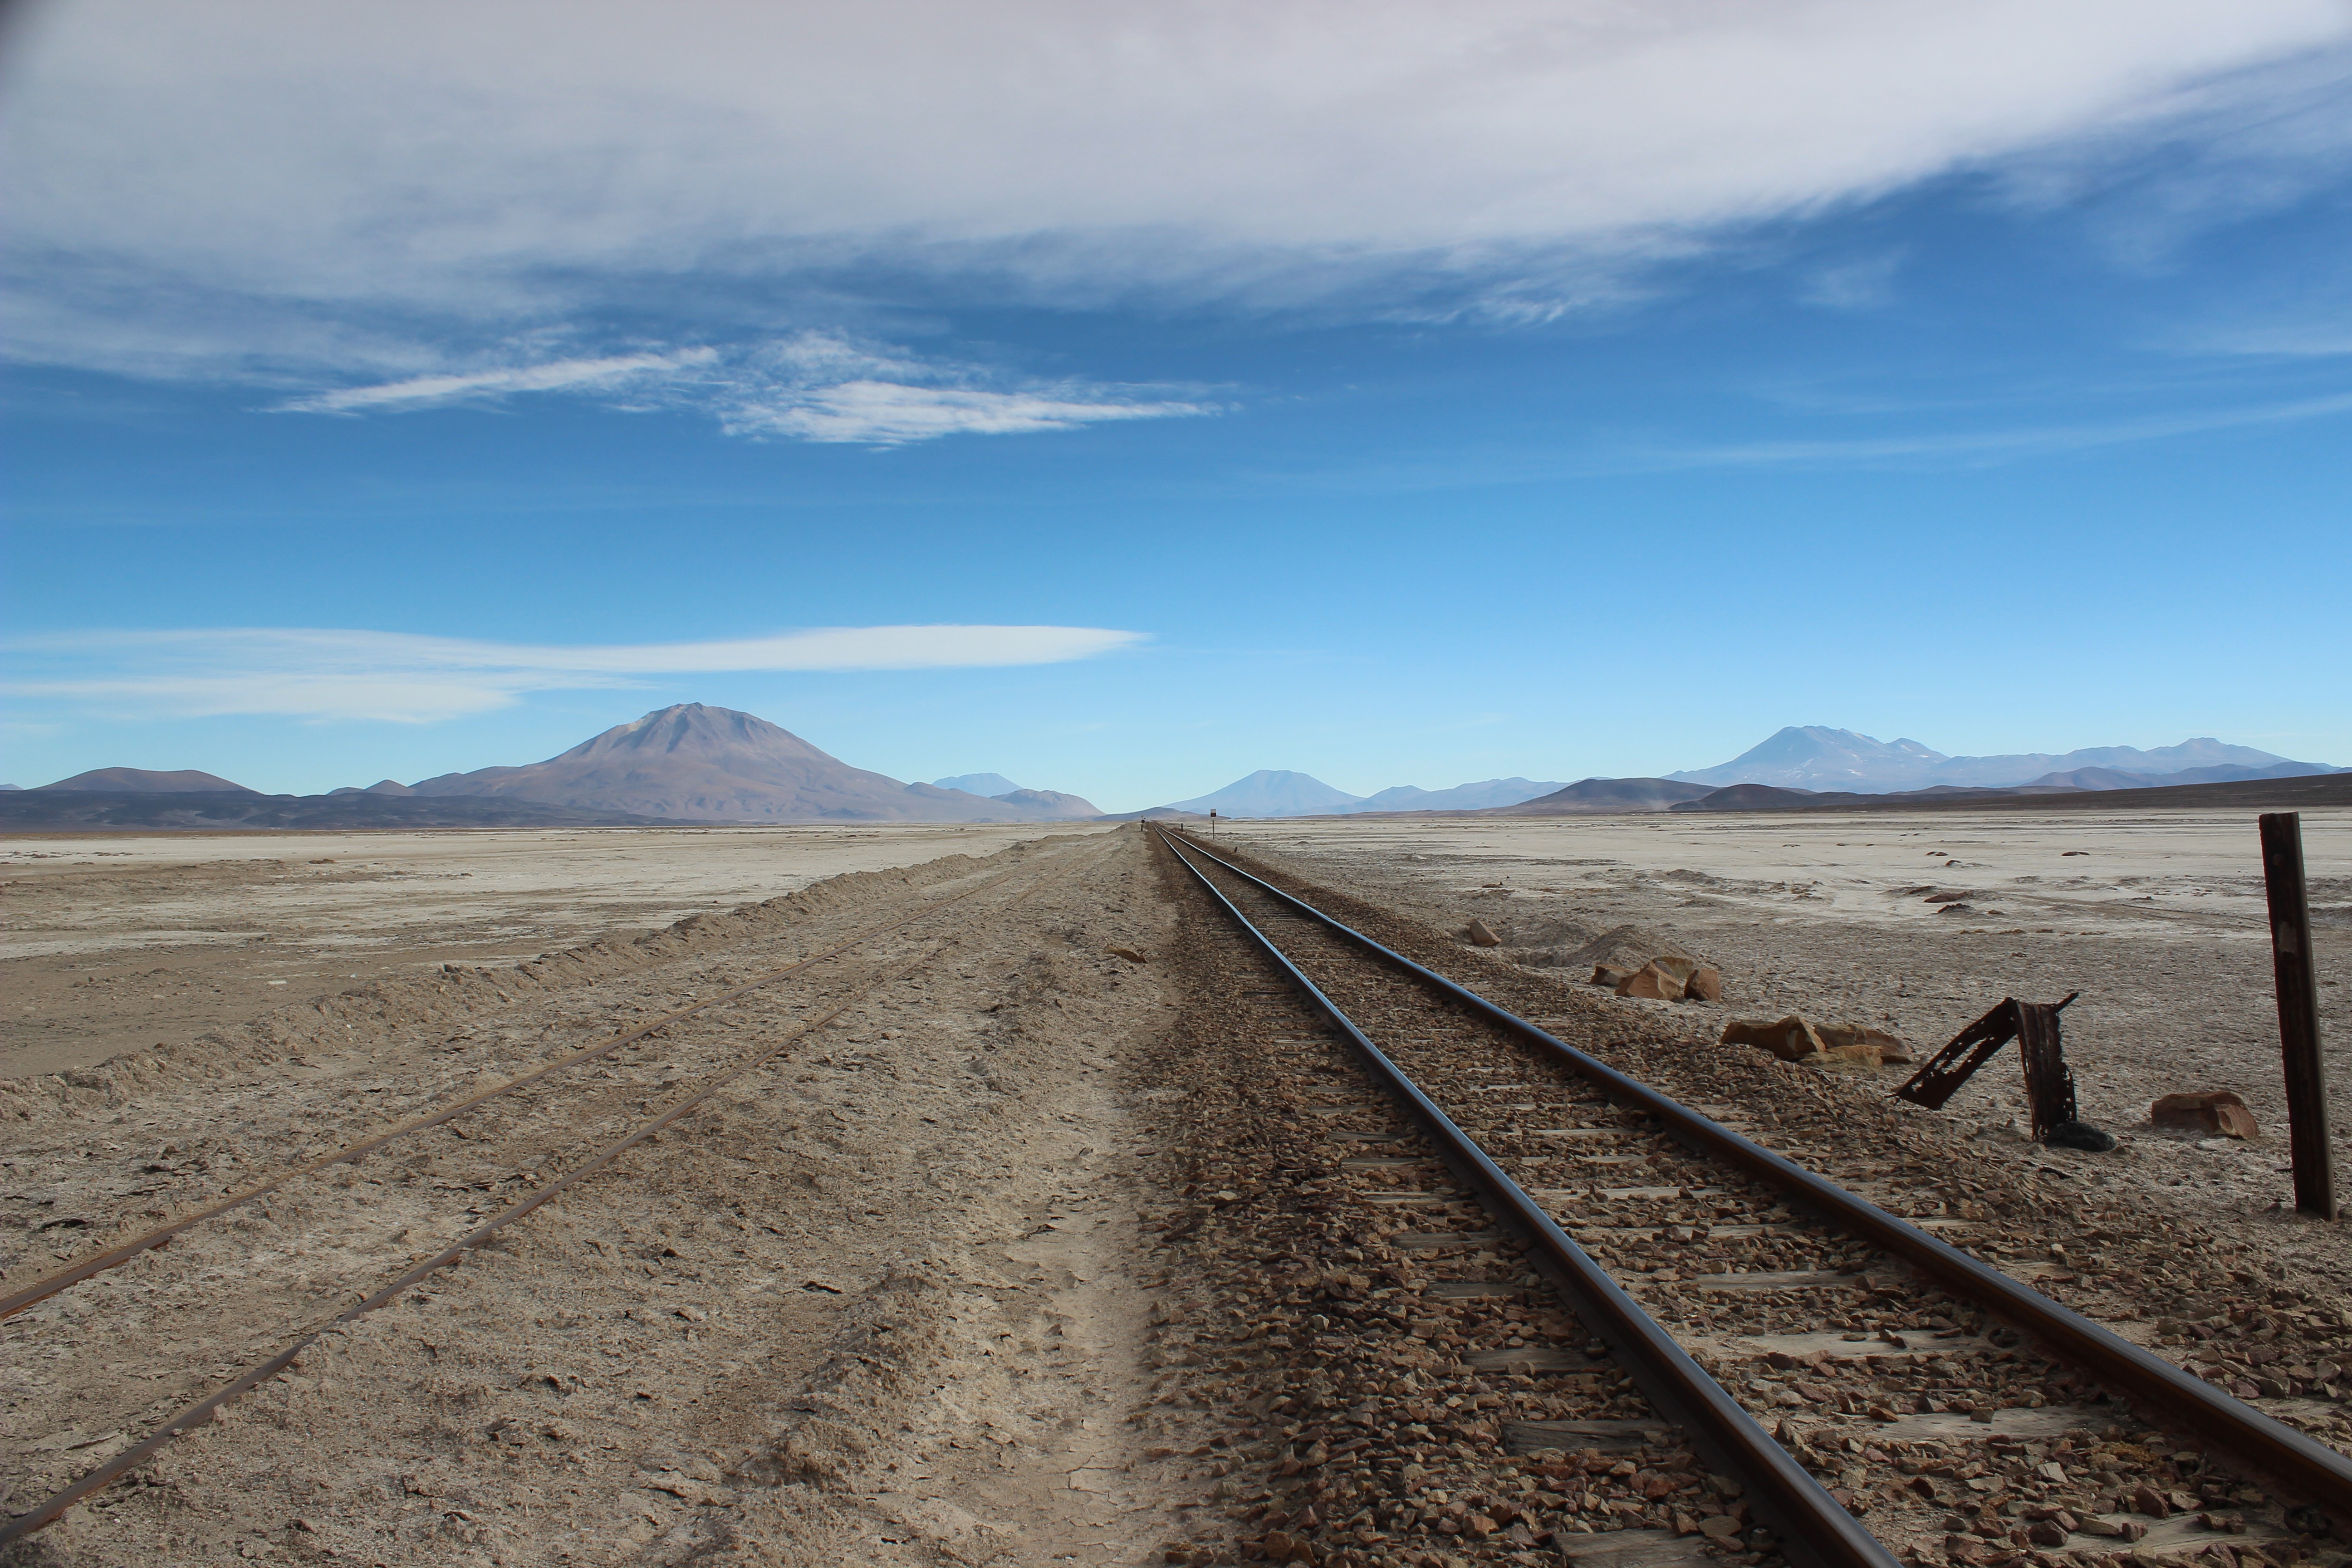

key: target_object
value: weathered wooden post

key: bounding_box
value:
[2259,812,2338,1220]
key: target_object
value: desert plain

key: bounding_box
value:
[2,808,2347,1567]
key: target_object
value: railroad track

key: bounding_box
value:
[1155,827,2352,1567]
[0,837,1108,1545]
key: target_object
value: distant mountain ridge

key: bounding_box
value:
[933,773,1024,797]
[1667,725,2335,794]
[407,704,1098,822]
[1348,777,1568,813]
[1163,769,1366,818]
[36,767,258,794]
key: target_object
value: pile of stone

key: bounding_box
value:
[1720,1014,1915,1068]
[1590,956,1722,1003]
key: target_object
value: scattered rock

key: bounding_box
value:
[1816,1024,1914,1065]
[1564,923,1695,974]
[1682,966,1722,1003]
[1724,1016,1911,1067]
[2149,1091,2259,1139]
[1613,961,1689,1001]
[1465,919,1503,948]
[1722,1015,1830,1063]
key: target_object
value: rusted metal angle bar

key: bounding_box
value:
[1158,831,1900,1568]
[0,866,1024,1324]
[1162,830,2352,1524]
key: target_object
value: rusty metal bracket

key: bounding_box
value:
[2016,1000,2079,1141]
[1893,990,2079,1112]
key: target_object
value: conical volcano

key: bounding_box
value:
[409,703,1093,822]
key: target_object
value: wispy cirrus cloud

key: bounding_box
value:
[270,332,1212,443]
[279,349,720,413]
[1666,387,2352,469]
[3,624,1150,723]
[6,2,2347,389]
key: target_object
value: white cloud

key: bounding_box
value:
[280,350,719,412]
[5,1,2346,382]
[266,331,1210,441]
[3,624,1150,723]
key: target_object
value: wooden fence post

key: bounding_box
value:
[2259,812,2338,1221]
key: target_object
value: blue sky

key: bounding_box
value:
[5,2,2349,810]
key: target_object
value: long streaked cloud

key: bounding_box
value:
[2,624,1150,723]
[5,1,2347,387]
[1663,388,2352,469]
[279,350,720,413]
[271,332,1212,443]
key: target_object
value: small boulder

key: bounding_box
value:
[1683,966,1723,1003]
[1727,1015,1912,1066]
[1816,1023,1914,1064]
[1465,919,1503,947]
[1591,964,1634,988]
[1614,961,1685,1000]
[1722,1015,1830,1062]
[1105,945,1148,964]
[2149,1090,2259,1139]
[2046,1120,2118,1152]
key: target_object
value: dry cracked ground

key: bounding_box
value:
[2,818,2348,1568]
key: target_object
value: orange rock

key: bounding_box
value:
[2150,1090,2260,1139]
[1683,966,1723,1002]
[1614,960,1686,1000]
[1592,964,1633,988]
[1465,919,1502,947]
[1721,1014,1829,1062]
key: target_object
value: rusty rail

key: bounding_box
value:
[1158,830,1901,1568]
[1161,828,2352,1529]
[0,865,1025,1324]
[0,840,1100,1545]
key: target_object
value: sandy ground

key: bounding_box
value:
[0,824,1109,1080]
[3,819,2347,1568]
[1204,809,2352,1290]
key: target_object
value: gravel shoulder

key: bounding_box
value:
[1202,811,2352,1298]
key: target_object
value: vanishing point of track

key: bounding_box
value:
[1154,826,2352,1564]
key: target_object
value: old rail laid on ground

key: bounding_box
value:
[0,840,1106,1546]
[1158,828,1901,1568]
[0,861,1032,1324]
[1156,827,2352,1534]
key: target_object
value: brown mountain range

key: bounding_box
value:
[407,704,1100,823]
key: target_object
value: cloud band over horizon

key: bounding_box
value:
[8,0,2347,409]
[2,624,1152,723]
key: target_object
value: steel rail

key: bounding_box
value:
[1163,829,2352,1526]
[0,863,1026,1324]
[0,838,1100,1545]
[1158,830,1900,1568]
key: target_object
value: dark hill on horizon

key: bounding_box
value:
[1482,778,1713,816]
[0,790,675,831]
[1666,771,2352,814]
[36,767,258,794]
[409,703,1098,823]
